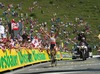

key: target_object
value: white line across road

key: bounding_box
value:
[93,55,100,58]
[27,62,100,74]
[39,72,81,74]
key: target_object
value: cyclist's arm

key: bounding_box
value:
[55,28,60,38]
[40,27,51,38]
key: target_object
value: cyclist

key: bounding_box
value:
[40,27,59,66]
[50,33,58,66]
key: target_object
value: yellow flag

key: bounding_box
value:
[98,34,100,39]
[62,42,64,48]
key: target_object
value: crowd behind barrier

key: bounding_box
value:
[0,1,94,53]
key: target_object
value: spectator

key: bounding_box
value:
[31,36,39,48]
[0,23,5,39]
[22,32,28,42]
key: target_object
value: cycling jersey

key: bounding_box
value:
[50,37,56,44]
[50,36,56,50]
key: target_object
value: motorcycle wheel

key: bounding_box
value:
[81,51,86,61]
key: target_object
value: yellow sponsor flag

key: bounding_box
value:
[61,42,64,48]
[98,34,100,40]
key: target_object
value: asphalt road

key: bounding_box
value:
[4,55,100,74]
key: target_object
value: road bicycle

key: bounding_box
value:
[50,48,57,67]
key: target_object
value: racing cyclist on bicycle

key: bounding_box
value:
[40,27,59,66]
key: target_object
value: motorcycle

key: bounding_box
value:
[72,42,89,61]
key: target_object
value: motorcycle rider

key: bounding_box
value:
[77,31,89,58]
[78,37,88,46]
[77,31,86,42]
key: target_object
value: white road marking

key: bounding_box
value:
[93,55,100,58]
[28,62,100,72]
[39,71,81,74]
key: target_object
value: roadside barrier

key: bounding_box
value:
[0,48,61,72]
[0,48,71,72]
[61,52,72,60]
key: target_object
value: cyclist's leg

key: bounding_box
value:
[51,48,57,66]
[53,48,57,66]
[50,46,53,65]
[50,44,55,66]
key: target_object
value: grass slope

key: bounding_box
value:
[0,0,100,53]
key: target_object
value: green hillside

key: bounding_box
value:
[0,0,100,54]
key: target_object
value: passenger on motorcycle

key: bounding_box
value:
[77,31,86,42]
